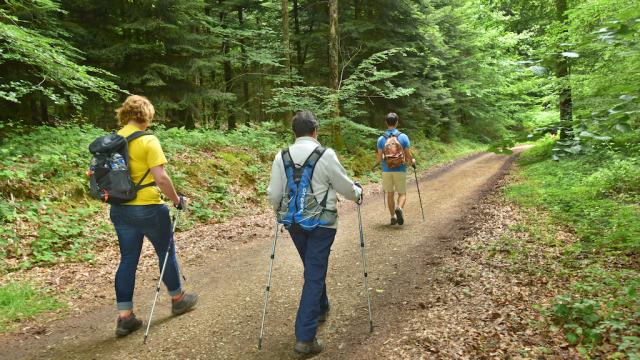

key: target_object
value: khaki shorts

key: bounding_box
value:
[382,171,407,194]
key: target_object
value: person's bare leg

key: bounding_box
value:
[397,194,407,210]
[387,192,396,217]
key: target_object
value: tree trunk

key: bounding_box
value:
[223,48,236,130]
[555,0,572,139]
[40,98,49,125]
[219,1,236,130]
[354,0,359,19]
[30,98,38,125]
[282,0,291,80]
[293,0,302,70]
[328,0,342,147]
[238,7,250,124]
[282,0,293,123]
[328,0,340,114]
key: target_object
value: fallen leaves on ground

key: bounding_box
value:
[376,175,582,359]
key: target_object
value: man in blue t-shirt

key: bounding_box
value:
[376,113,415,225]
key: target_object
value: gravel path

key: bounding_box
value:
[1,150,521,360]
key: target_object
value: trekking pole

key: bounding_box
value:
[258,220,280,350]
[356,200,374,333]
[413,164,426,222]
[143,209,182,344]
[383,186,386,209]
[372,162,386,210]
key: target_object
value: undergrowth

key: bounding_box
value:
[504,138,640,358]
[0,123,483,273]
[0,123,287,272]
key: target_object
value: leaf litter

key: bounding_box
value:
[372,174,582,359]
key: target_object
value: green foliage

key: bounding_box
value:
[495,0,640,159]
[507,143,640,252]
[549,272,640,356]
[0,282,63,332]
[0,123,287,272]
[507,141,640,357]
[266,48,415,123]
[0,121,483,272]
[0,1,119,110]
[1,0,538,142]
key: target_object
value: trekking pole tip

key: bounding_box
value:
[143,335,148,344]
[258,338,263,350]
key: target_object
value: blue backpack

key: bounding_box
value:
[277,146,337,231]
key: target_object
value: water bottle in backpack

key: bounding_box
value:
[110,153,128,171]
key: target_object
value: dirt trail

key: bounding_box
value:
[1,150,521,360]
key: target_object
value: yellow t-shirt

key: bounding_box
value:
[117,124,167,205]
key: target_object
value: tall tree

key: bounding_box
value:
[219,0,237,129]
[328,0,340,118]
[555,0,573,138]
[282,0,291,82]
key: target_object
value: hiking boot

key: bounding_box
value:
[395,208,404,225]
[171,292,198,316]
[390,216,398,225]
[115,313,142,338]
[294,338,325,355]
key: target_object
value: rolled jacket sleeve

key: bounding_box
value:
[267,152,285,211]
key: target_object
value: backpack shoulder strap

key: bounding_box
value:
[126,131,149,143]
[281,148,294,168]
[124,131,154,189]
[281,148,298,187]
[304,146,327,202]
[395,132,405,148]
[303,146,327,168]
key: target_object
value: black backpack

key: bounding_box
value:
[88,131,156,204]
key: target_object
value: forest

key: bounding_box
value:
[0,0,638,358]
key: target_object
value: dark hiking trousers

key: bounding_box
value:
[110,204,183,310]
[288,225,336,342]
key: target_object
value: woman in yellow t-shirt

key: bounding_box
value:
[110,95,198,338]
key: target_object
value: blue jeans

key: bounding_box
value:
[288,226,336,342]
[110,204,183,311]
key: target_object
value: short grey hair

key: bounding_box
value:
[292,111,319,137]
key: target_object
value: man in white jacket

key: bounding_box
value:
[267,111,362,355]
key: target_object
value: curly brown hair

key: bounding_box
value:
[116,95,155,126]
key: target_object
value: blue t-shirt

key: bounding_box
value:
[377,129,410,172]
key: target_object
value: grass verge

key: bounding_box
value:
[0,282,63,333]
[503,138,640,358]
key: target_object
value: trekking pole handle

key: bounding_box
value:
[354,182,364,205]
[174,195,187,210]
